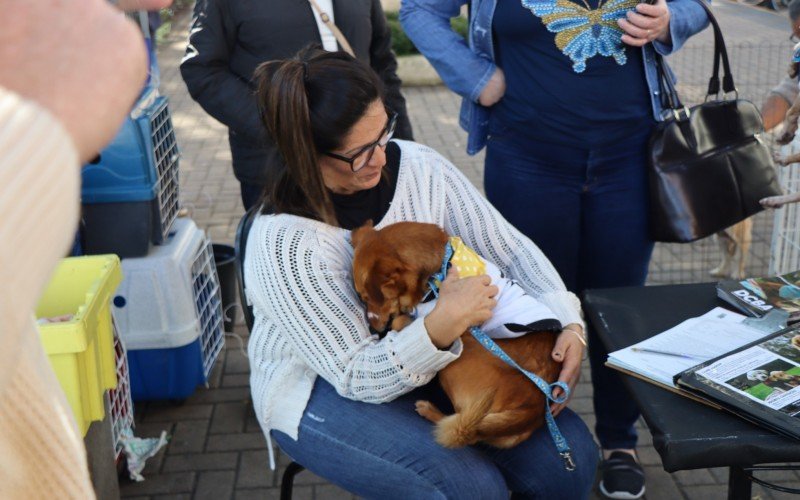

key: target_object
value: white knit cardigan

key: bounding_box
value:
[245,140,583,467]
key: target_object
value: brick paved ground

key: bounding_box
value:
[119,2,800,498]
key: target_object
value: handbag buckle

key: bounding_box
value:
[672,107,691,121]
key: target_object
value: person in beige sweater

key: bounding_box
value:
[0,0,170,497]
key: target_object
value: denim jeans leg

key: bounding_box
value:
[271,378,597,499]
[481,408,599,500]
[484,131,585,291]
[581,132,655,450]
[484,127,654,450]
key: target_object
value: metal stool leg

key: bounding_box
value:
[280,461,305,500]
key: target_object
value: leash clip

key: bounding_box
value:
[560,452,576,472]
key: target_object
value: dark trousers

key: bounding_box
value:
[484,124,655,450]
[240,181,266,212]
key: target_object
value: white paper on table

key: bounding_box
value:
[607,307,767,387]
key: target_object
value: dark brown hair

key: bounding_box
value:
[254,46,384,225]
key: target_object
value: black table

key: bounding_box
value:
[582,283,800,500]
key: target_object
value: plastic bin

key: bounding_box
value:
[213,244,238,332]
[113,218,225,400]
[81,93,179,258]
[108,331,134,462]
[36,255,122,435]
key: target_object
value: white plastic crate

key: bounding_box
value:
[108,331,134,462]
[112,217,224,377]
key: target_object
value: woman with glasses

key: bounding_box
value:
[180,0,413,211]
[244,47,597,498]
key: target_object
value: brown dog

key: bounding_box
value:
[351,221,561,449]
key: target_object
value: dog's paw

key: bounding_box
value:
[415,400,444,422]
[415,400,434,415]
[761,195,791,209]
[709,265,729,279]
[391,314,413,331]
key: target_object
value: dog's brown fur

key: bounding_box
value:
[710,218,753,280]
[352,221,561,449]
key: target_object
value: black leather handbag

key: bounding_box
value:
[648,0,781,243]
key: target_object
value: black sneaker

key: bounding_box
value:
[598,451,645,499]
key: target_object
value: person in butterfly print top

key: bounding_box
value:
[525,0,641,72]
[401,0,709,498]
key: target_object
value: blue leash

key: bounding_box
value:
[427,242,576,471]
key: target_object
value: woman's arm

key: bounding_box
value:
[654,0,710,55]
[400,0,496,103]
[246,220,471,403]
[763,75,798,132]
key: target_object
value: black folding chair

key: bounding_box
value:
[234,205,306,500]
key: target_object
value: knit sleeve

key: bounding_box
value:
[429,148,584,328]
[245,217,461,403]
[0,88,92,499]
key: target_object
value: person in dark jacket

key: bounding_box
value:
[180,0,414,210]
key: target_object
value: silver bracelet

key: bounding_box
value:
[563,327,587,347]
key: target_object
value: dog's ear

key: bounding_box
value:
[351,220,375,249]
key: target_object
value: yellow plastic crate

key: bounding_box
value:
[36,255,122,435]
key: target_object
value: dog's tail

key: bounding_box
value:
[434,390,495,448]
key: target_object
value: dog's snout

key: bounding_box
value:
[366,310,387,331]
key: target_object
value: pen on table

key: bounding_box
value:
[630,347,707,360]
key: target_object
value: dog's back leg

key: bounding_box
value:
[415,400,446,423]
[710,230,735,278]
[735,219,753,279]
[423,390,495,448]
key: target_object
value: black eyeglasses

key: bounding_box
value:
[325,110,398,172]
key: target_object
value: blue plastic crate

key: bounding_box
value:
[81,94,179,257]
[127,340,205,401]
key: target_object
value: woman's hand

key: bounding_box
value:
[619,0,672,47]
[549,323,586,417]
[424,268,498,349]
[478,68,506,107]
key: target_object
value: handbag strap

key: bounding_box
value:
[655,0,736,117]
[694,0,736,97]
[307,0,356,57]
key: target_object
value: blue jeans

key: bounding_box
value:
[272,378,598,499]
[484,124,655,450]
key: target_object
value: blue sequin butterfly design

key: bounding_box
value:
[522,0,639,73]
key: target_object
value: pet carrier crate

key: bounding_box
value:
[108,330,134,462]
[112,217,225,400]
[36,255,122,435]
[81,92,180,258]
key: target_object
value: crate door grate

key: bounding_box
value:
[150,98,180,242]
[108,325,134,462]
[190,238,225,379]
